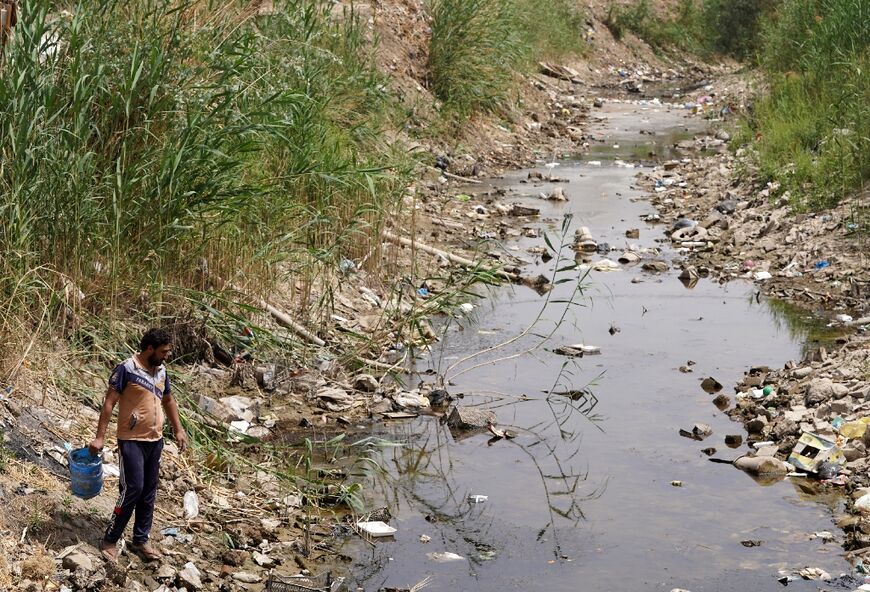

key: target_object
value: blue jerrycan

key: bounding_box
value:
[68,447,103,500]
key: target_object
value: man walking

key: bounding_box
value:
[89,328,188,562]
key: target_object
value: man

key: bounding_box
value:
[89,328,188,562]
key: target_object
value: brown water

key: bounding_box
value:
[340,102,850,592]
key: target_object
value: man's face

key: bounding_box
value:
[146,344,172,367]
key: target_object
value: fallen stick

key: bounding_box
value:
[382,231,516,281]
[226,281,326,347]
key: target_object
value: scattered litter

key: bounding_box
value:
[458,303,475,314]
[788,432,845,476]
[382,411,419,420]
[679,423,712,441]
[356,521,397,537]
[811,531,835,542]
[753,271,772,281]
[183,490,200,520]
[740,539,763,547]
[419,534,431,543]
[813,260,830,270]
[427,552,464,562]
[468,495,488,504]
[835,314,853,323]
[798,567,831,581]
[670,481,683,487]
[554,344,601,357]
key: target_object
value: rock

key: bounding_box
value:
[221,550,248,567]
[625,228,640,239]
[725,435,743,447]
[254,364,276,389]
[805,378,849,406]
[221,395,256,421]
[353,374,379,392]
[447,406,497,430]
[843,443,865,462]
[734,455,791,475]
[770,418,798,440]
[747,415,769,435]
[315,387,355,412]
[233,572,262,584]
[792,366,814,379]
[196,394,240,423]
[545,187,568,201]
[712,394,730,410]
[715,199,737,215]
[642,261,669,273]
[178,562,202,590]
[156,564,177,581]
[700,377,723,393]
[62,551,94,573]
[252,551,274,568]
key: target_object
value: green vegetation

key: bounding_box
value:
[602,0,868,210]
[746,0,870,209]
[0,0,410,367]
[427,0,587,117]
[603,0,774,58]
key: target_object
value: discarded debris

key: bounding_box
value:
[679,423,713,441]
[426,552,464,562]
[733,455,792,476]
[468,495,488,503]
[553,344,600,357]
[788,432,845,476]
[356,521,397,537]
[183,490,200,520]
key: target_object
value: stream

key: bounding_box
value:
[340,100,849,591]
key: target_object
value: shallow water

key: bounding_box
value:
[340,101,849,592]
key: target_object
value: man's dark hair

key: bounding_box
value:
[140,328,172,351]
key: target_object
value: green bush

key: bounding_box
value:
[748,0,870,208]
[427,0,587,117]
[0,0,408,331]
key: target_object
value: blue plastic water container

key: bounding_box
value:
[68,447,103,500]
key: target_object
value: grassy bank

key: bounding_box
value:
[426,0,588,118]
[0,0,411,369]
[747,0,870,209]
[602,0,869,210]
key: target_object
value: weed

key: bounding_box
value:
[427,0,587,119]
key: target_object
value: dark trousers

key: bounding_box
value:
[104,439,163,545]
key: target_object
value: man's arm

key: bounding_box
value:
[88,388,120,456]
[162,393,188,453]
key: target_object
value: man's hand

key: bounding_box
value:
[88,437,104,457]
[174,429,188,454]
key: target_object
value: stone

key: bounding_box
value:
[747,415,769,435]
[725,434,743,447]
[805,378,849,405]
[233,572,261,583]
[178,562,203,590]
[447,406,497,430]
[155,564,176,581]
[221,550,247,567]
[252,551,274,567]
[196,393,238,421]
[770,418,799,440]
[792,366,814,379]
[734,455,791,475]
[642,261,669,273]
[61,551,93,573]
[625,228,640,239]
[353,374,379,392]
[700,377,723,393]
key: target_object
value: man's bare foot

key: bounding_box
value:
[129,542,162,561]
[99,540,119,563]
